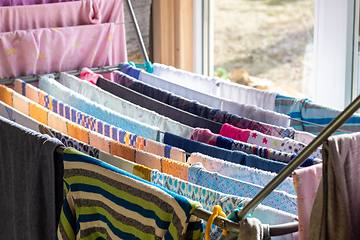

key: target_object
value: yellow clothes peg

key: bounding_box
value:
[205,205,229,240]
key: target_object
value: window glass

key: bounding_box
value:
[214,0,315,99]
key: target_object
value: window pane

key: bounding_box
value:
[214,0,315,99]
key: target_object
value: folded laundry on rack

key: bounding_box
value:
[151,170,297,240]
[0,115,64,240]
[188,152,296,196]
[39,74,160,140]
[188,163,298,214]
[96,73,224,133]
[276,94,360,135]
[0,0,78,7]
[164,132,289,174]
[59,147,202,240]
[59,72,194,139]
[117,64,290,127]
[0,23,121,78]
[0,0,123,32]
[152,63,278,111]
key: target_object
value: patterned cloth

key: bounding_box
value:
[1,83,140,164]
[0,23,119,79]
[0,0,77,6]
[151,170,298,240]
[58,147,202,240]
[293,163,323,240]
[80,67,102,84]
[230,138,316,167]
[275,94,360,135]
[192,127,316,167]
[114,69,296,139]
[220,123,322,159]
[38,74,160,141]
[59,72,194,139]
[188,153,296,196]
[188,163,298,214]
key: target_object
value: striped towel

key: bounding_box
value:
[58,147,202,240]
[275,94,360,135]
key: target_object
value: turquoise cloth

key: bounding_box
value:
[275,94,360,135]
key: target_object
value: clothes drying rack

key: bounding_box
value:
[3,0,360,238]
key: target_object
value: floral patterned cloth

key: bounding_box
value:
[188,152,296,196]
[151,170,297,240]
[188,162,298,214]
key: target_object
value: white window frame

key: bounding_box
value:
[199,0,360,110]
[313,0,358,110]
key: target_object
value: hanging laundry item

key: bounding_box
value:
[114,68,296,138]
[237,218,270,240]
[164,132,288,174]
[96,74,223,133]
[58,147,202,240]
[188,152,296,196]
[0,0,122,32]
[220,123,322,159]
[275,94,360,135]
[134,149,162,171]
[59,72,194,139]
[0,0,78,7]
[191,127,317,167]
[151,170,297,240]
[0,23,118,78]
[117,65,290,127]
[188,163,298,214]
[293,163,322,240]
[161,157,189,181]
[0,84,142,163]
[39,75,160,140]
[152,63,278,111]
[15,79,186,161]
[132,164,152,181]
[140,137,186,163]
[307,133,360,240]
[0,115,64,240]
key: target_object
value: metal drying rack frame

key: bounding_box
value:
[4,0,359,238]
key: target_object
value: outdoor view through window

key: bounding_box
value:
[214,0,315,99]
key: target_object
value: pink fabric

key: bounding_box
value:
[0,0,119,32]
[293,163,323,240]
[0,0,127,77]
[80,67,102,84]
[219,123,251,142]
[190,128,218,146]
[0,0,78,7]
[0,23,119,78]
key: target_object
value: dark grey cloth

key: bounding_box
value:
[306,133,360,240]
[237,218,270,240]
[0,115,64,239]
[97,76,223,133]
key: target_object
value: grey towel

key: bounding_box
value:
[237,218,270,240]
[0,115,63,239]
